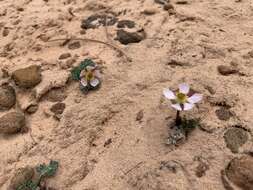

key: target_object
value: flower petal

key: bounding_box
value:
[171,103,182,111]
[179,83,190,94]
[183,103,194,111]
[80,78,88,87]
[188,93,203,104]
[86,66,95,71]
[90,78,100,87]
[94,70,101,78]
[80,70,86,78]
[163,89,176,100]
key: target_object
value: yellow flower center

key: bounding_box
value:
[85,71,94,81]
[176,92,187,104]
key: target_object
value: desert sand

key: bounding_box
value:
[0,0,253,189]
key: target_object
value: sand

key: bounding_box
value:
[0,0,253,189]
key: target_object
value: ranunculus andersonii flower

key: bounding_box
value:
[80,65,101,88]
[163,83,203,111]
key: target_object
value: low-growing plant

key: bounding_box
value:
[17,160,59,190]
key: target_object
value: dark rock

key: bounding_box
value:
[215,107,232,121]
[59,53,71,60]
[217,65,238,76]
[224,128,248,153]
[50,102,66,115]
[226,155,253,190]
[136,110,144,122]
[0,111,26,134]
[195,161,209,178]
[12,65,41,88]
[26,104,38,114]
[117,20,135,29]
[116,29,145,45]
[142,8,158,15]
[43,88,67,102]
[154,0,170,5]
[68,41,81,50]
[175,0,188,4]
[0,85,16,110]
[2,28,9,37]
[8,166,34,190]
[104,138,112,147]
[81,14,118,29]
[163,3,174,10]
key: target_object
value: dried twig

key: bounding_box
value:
[124,161,144,175]
[49,38,132,62]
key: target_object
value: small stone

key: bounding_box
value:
[12,65,42,88]
[2,28,9,37]
[215,107,232,121]
[50,102,66,115]
[42,88,67,102]
[26,104,38,114]
[68,41,81,50]
[116,29,145,45]
[167,127,186,146]
[136,110,144,122]
[0,111,25,134]
[59,53,71,60]
[163,3,174,10]
[8,166,34,190]
[217,65,238,76]
[154,0,169,5]
[195,161,209,178]
[142,8,158,15]
[117,20,136,28]
[175,0,188,4]
[81,14,118,29]
[224,128,248,153]
[0,85,16,110]
[225,155,253,189]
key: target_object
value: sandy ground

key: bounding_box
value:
[1,0,253,189]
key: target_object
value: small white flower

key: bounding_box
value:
[80,65,101,88]
[163,83,203,111]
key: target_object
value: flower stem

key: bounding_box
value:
[175,111,181,126]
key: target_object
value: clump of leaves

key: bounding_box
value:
[17,160,59,190]
[167,117,200,146]
[180,117,200,136]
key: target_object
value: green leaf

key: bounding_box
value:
[36,160,59,178]
[71,59,95,80]
[16,180,37,190]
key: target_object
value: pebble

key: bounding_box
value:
[226,155,253,189]
[163,3,174,10]
[26,104,38,114]
[12,65,42,88]
[0,111,26,134]
[0,85,16,110]
[175,0,188,4]
[116,29,145,45]
[50,102,66,115]
[117,20,136,28]
[217,65,238,76]
[2,28,9,37]
[68,41,81,50]
[42,88,67,102]
[224,127,249,153]
[142,8,158,15]
[154,0,170,5]
[81,14,118,29]
[215,107,232,121]
[8,166,34,190]
[59,53,71,60]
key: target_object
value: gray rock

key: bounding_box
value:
[50,102,66,115]
[59,53,71,60]
[218,65,238,76]
[215,107,232,121]
[0,85,16,110]
[12,65,41,88]
[154,0,169,5]
[81,14,118,29]
[117,20,136,28]
[224,128,248,153]
[8,166,34,190]
[226,155,253,190]
[116,29,145,45]
[0,111,26,134]
[68,41,81,50]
